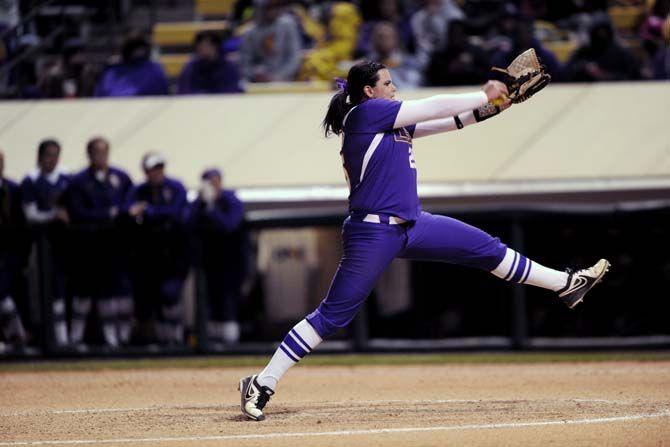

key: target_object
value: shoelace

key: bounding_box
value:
[566,263,603,282]
[257,389,271,410]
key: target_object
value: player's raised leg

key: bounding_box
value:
[490,247,610,309]
[239,220,405,421]
[400,212,609,308]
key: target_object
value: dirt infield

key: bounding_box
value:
[2,360,669,446]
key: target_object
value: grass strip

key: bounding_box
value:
[2,351,670,373]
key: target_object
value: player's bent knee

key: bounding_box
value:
[306,308,351,339]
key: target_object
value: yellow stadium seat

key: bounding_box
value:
[196,0,236,18]
[161,53,190,78]
[543,40,579,63]
[153,21,229,47]
[608,6,645,33]
[246,81,332,94]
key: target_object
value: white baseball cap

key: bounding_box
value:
[142,152,166,171]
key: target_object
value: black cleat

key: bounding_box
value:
[557,259,611,309]
[238,374,274,421]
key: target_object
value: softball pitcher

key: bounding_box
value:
[239,60,609,421]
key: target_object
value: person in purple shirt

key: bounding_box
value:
[95,32,169,97]
[238,60,611,421]
[0,150,29,349]
[66,137,134,349]
[187,168,247,346]
[20,139,70,348]
[177,31,243,95]
[125,153,188,345]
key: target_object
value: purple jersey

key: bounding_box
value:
[341,99,420,221]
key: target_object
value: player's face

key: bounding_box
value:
[146,166,165,185]
[39,145,60,174]
[89,141,109,171]
[366,69,397,101]
[208,174,222,192]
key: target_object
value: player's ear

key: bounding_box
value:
[363,85,374,98]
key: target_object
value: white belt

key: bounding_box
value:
[362,214,407,225]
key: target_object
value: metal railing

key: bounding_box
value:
[1,204,669,359]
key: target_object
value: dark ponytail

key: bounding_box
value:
[322,60,386,137]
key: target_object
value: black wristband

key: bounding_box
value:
[454,115,464,129]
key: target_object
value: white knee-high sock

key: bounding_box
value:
[490,248,568,291]
[70,297,92,344]
[0,296,26,342]
[257,319,322,391]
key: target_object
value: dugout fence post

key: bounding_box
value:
[510,219,529,349]
[192,236,210,353]
[35,229,55,355]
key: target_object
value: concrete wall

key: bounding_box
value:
[1,82,668,191]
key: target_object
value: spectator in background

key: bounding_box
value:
[565,17,641,82]
[298,2,362,81]
[0,0,18,76]
[640,0,670,59]
[95,31,169,97]
[489,17,563,82]
[652,15,670,79]
[10,34,43,98]
[67,137,134,349]
[125,153,188,345]
[187,168,247,346]
[20,139,69,348]
[356,0,414,58]
[240,0,302,82]
[178,30,243,94]
[410,0,465,69]
[426,19,490,86]
[40,38,100,98]
[366,21,422,89]
[0,150,28,349]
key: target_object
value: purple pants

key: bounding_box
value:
[307,211,507,338]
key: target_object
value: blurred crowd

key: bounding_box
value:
[0,0,669,99]
[0,139,248,351]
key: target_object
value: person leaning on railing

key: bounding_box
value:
[19,139,70,348]
[66,137,134,349]
[0,149,29,350]
[123,153,188,346]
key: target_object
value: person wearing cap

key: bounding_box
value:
[186,168,246,346]
[66,137,134,349]
[124,153,188,345]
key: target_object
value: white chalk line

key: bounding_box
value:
[0,398,624,417]
[1,409,669,446]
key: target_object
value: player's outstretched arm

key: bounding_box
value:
[394,80,508,129]
[413,100,512,139]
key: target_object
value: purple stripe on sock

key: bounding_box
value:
[290,329,312,353]
[521,260,532,284]
[283,333,307,358]
[279,343,300,362]
[511,255,527,283]
[504,252,518,281]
